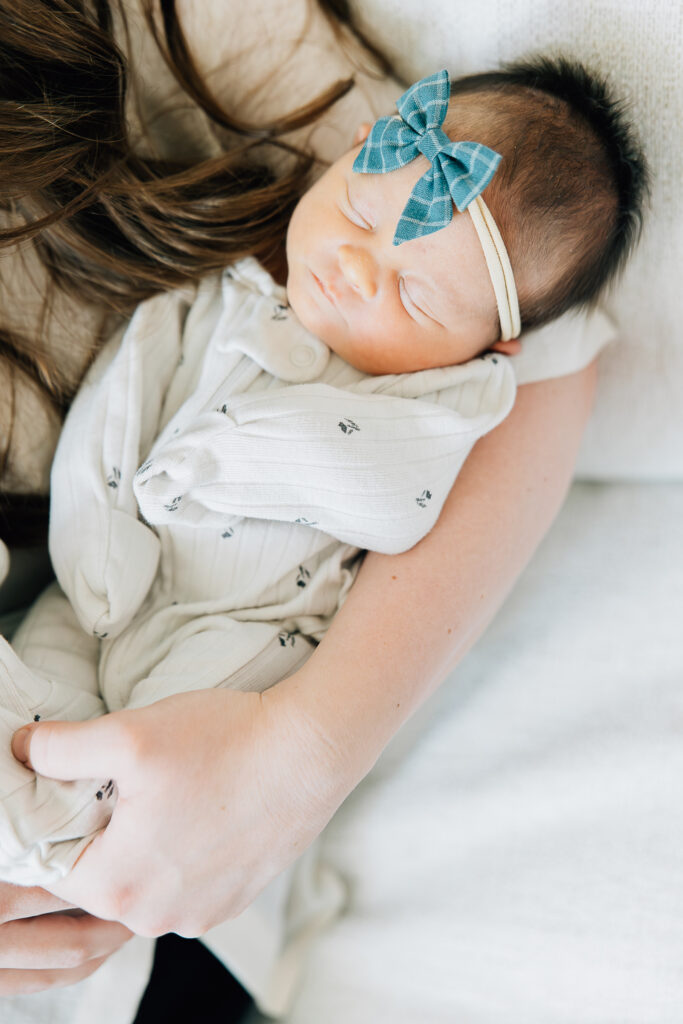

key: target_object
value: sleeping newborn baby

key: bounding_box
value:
[0,60,646,885]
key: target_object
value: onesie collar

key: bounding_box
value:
[219,259,330,383]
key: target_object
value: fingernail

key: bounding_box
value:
[12,723,38,768]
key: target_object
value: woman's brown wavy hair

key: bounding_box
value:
[0,0,391,544]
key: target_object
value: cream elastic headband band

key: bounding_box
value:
[468,196,521,341]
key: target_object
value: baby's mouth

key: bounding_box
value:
[312,270,338,308]
[311,269,347,325]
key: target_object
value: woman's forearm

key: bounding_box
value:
[288,363,598,772]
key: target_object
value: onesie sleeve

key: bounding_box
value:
[134,354,515,555]
[510,307,617,385]
[49,289,193,639]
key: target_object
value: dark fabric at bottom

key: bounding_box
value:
[132,933,254,1024]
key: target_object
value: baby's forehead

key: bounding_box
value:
[350,149,433,205]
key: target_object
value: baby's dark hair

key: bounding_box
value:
[445,56,649,333]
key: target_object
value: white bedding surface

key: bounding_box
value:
[263,481,683,1023]
[4,486,680,1024]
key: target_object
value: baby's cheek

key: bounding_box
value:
[340,329,401,375]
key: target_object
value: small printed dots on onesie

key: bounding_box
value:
[416,489,432,508]
[296,565,312,588]
[339,418,360,435]
[95,780,115,802]
[271,303,289,322]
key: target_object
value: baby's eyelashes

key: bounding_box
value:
[343,183,375,230]
[399,277,432,323]
[342,204,371,230]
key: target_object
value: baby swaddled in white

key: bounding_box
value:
[0,257,515,885]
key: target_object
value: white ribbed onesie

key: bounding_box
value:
[0,257,516,884]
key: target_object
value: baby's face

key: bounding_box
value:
[285,127,517,375]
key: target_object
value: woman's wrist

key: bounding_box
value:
[275,607,430,793]
[266,662,378,810]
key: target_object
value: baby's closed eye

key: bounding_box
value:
[342,183,375,230]
[399,277,434,322]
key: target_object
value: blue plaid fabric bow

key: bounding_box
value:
[352,69,502,246]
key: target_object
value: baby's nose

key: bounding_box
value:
[338,245,377,299]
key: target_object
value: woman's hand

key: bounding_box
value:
[11,680,363,939]
[0,882,132,995]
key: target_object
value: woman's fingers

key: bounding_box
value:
[0,913,132,969]
[0,883,73,924]
[12,713,132,780]
[0,884,132,998]
[0,956,110,997]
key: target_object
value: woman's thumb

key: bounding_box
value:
[12,717,120,781]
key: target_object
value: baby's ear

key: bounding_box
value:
[353,122,373,147]
[490,338,522,356]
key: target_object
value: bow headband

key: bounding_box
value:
[352,69,521,341]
